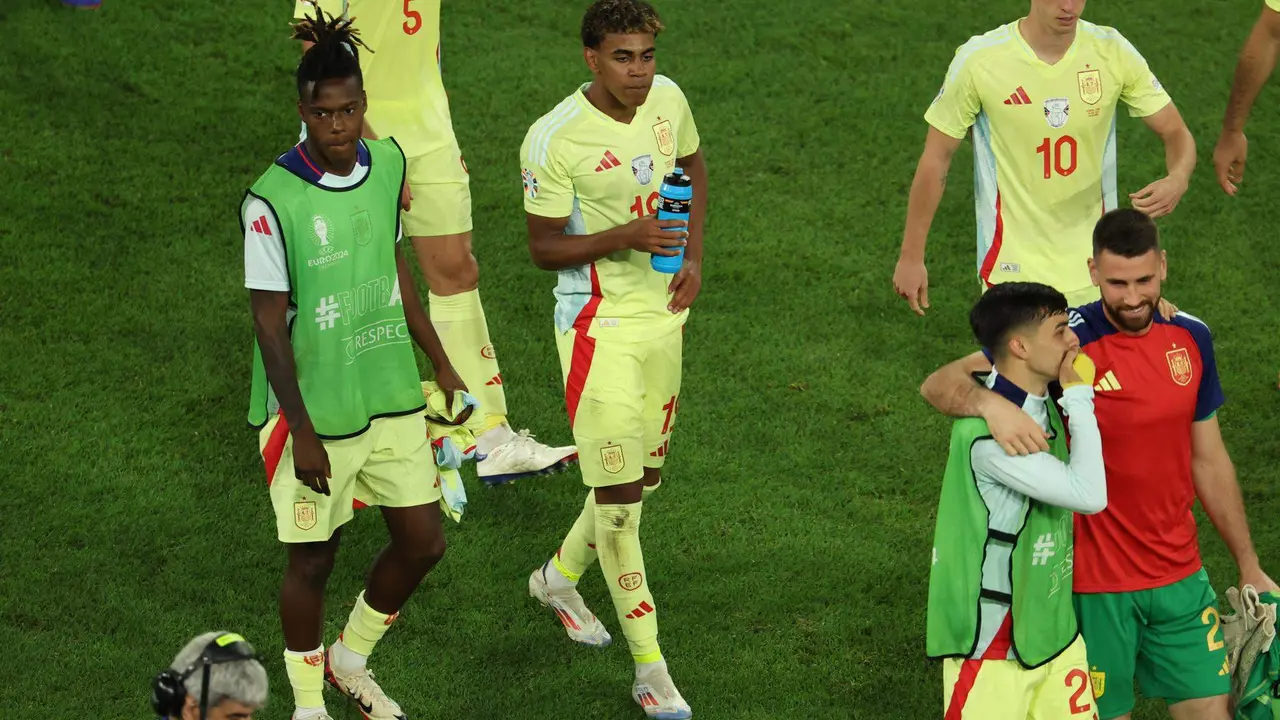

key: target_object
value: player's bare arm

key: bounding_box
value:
[919,350,1051,455]
[526,212,687,272]
[395,244,467,408]
[667,148,705,314]
[250,288,332,495]
[1130,103,1195,218]
[895,127,964,315]
[1215,5,1280,195]
[1190,415,1278,592]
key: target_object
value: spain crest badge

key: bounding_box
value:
[1166,347,1194,386]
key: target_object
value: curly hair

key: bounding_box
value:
[291,0,372,101]
[581,0,665,48]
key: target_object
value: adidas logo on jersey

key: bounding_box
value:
[1094,370,1122,392]
[595,150,621,173]
[1003,86,1032,105]
[251,215,272,236]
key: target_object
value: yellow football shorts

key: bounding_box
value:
[401,137,472,238]
[259,411,441,544]
[942,635,1099,719]
[556,326,683,488]
[978,278,1100,308]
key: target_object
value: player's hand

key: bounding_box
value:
[667,260,701,313]
[1214,130,1248,196]
[434,362,470,419]
[1157,297,1179,320]
[292,425,332,496]
[893,257,929,316]
[1129,174,1188,218]
[1058,347,1084,388]
[981,394,1050,456]
[622,215,687,256]
[400,182,413,212]
[1238,565,1279,594]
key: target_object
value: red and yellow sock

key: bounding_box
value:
[283,645,326,710]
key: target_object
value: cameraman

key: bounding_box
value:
[151,631,268,720]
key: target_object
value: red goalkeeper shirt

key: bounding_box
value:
[1066,301,1225,593]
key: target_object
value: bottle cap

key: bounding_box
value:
[664,169,692,187]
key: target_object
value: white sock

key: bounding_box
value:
[636,657,669,680]
[476,423,516,456]
[328,637,367,675]
[544,559,576,593]
[292,706,328,720]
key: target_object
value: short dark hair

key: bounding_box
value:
[581,0,664,49]
[292,1,371,102]
[1093,208,1160,258]
[970,282,1069,358]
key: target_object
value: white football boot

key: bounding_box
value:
[633,661,693,720]
[324,649,408,720]
[477,428,577,486]
[528,561,612,647]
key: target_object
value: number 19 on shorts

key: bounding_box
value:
[1038,135,1078,179]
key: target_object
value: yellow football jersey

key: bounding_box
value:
[1269,0,1280,11]
[925,19,1171,297]
[294,0,452,158]
[521,76,700,343]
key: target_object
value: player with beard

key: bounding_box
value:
[918,208,1276,720]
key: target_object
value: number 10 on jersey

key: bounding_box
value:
[1037,135,1077,179]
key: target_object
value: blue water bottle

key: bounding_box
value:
[651,168,692,274]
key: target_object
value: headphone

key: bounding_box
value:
[151,632,260,720]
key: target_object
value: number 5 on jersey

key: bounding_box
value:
[403,0,421,35]
[1037,135,1077,179]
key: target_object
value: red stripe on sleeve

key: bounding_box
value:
[978,191,1004,287]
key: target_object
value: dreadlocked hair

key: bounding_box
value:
[581,0,664,48]
[291,0,371,101]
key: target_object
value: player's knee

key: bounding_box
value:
[287,546,338,589]
[397,528,447,574]
[433,252,478,294]
[415,233,479,295]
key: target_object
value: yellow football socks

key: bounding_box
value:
[283,645,326,710]
[428,289,507,426]
[595,501,662,664]
[552,491,597,583]
[330,591,396,674]
[552,482,661,586]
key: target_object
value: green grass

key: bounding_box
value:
[2,0,1279,718]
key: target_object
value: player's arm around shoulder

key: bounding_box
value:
[919,351,1053,456]
[970,351,1107,514]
